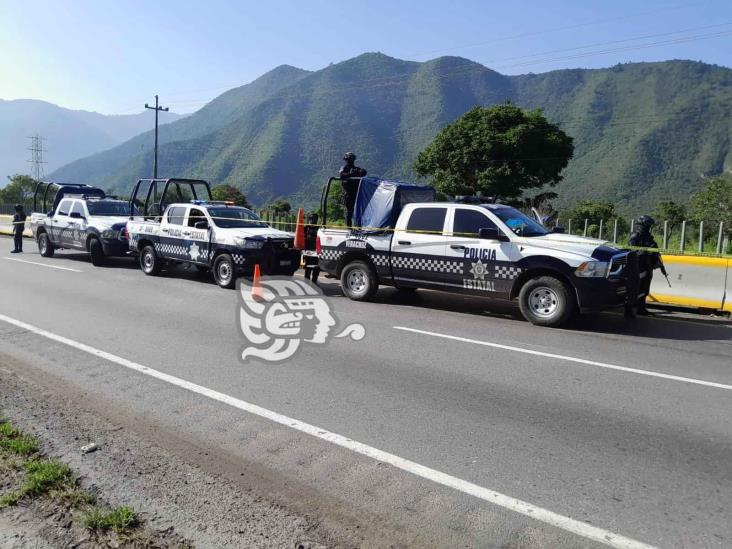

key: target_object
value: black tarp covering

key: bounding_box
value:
[353,176,435,229]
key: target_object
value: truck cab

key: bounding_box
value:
[30,182,131,265]
[318,177,645,327]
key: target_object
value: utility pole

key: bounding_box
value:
[144,95,168,178]
[27,134,46,181]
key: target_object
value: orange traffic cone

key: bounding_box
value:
[251,264,262,299]
[294,207,305,250]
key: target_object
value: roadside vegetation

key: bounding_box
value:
[0,413,190,547]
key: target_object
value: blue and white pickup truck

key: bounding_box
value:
[317,177,646,327]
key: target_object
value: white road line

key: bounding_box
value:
[2,257,83,273]
[0,313,655,549]
[394,326,732,391]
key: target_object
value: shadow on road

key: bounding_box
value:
[316,276,732,343]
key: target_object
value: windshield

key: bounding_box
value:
[208,207,269,229]
[490,207,549,237]
[86,200,135,216]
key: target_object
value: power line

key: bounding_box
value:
[26,134,46,181]
[155,23,732,114]
[149,3,698,107]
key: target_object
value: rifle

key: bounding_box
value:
[658,255,672,288]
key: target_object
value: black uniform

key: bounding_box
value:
[339,154,367,228]
[11,205,26,253]
[303,213,320,283]
[629,222,660,314]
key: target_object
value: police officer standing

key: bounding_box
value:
[629,215,663,316]
[303,213,321,284]
[339,152,367,228]
[11,204,27,254]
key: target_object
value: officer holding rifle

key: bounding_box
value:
[628,215,669,316]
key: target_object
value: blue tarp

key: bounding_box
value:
[353,176,435,229]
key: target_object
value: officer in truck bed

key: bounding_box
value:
[339,152,367,228]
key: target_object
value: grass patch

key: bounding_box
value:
[50,487,96,507]
[22,459,74,496]
[83,506,140,533]
[0,458,75,508]
[0,420,39,456]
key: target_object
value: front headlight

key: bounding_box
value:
[575,261,610,278]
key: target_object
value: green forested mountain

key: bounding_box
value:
[51,53,732,213]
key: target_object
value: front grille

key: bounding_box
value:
[608,252,628,277]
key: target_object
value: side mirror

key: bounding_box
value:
[479,227,501,241]
[69,211,84,220]
[551,226,565,234]
[194,221,209,230]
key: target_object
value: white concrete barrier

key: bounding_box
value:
[0,214,31,236]
[649,255,730,313]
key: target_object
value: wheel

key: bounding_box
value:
[213,254,236,289]
[37,233,54,257]
[140,245,161,276]
[340,260,378,301]
[89,238,105,266]
[518,275,575,327]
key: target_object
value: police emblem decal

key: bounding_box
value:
[469,260,489,280]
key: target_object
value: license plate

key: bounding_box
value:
[279,260,291,266]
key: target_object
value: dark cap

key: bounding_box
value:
[343,152,356,161]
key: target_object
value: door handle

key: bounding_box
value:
[450,244,466,250]
[398,240,411,245]
[182,231,191,236]
[161,228,169,232]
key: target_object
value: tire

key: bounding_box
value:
[89,238,105,266]
[38,232,54,257]
[518,275,575,327]
[340,260,379,301]
[140,245,161,276]
[213,254,236,289]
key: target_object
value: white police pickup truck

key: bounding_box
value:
[126,178,300,288]
[317,178,644,327]
[30,182,131,265]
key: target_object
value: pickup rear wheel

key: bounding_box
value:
[341,260,378,301]
[213,254,236,289]
[518,275,575,327]
[38,233,54,257]
[89,238,105,266]
[140,245,161,276]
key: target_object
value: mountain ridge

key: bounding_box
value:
[50,53,732,213]
[0,99,185,184]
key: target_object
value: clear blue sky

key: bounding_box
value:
[2,0,731,115]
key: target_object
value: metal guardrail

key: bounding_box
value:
[557,217,729,255]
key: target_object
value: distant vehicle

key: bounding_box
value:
[126,178,300,288]
[29,182,131,265]
[317,176,649,327]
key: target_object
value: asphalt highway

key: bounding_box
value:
[1,239,730,548]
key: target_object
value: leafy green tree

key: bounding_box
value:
[688,176,732,235]
[268,198,291,214]
[562,200,627,237]
[653,200,686,232]
[1,175,36,206]
[211,184,251,208]
[322,184,345,225]
[414,103,574,200]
